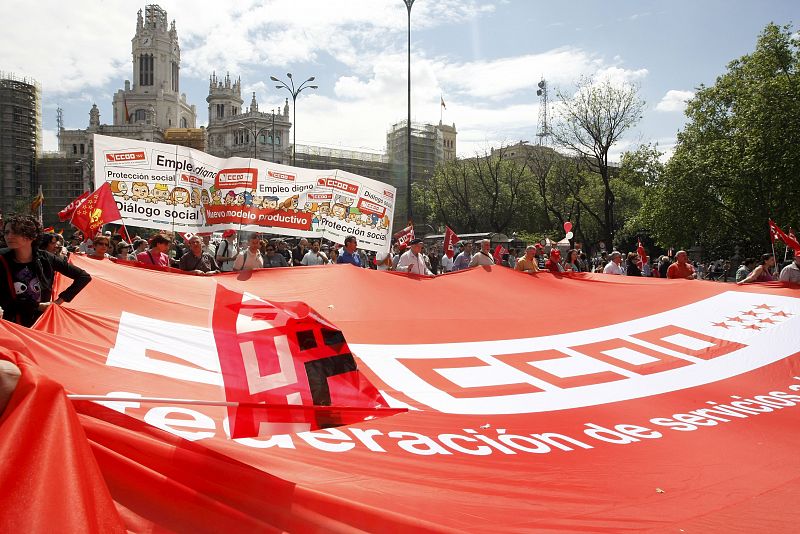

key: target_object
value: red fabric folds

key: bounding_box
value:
[2,255,799,532]
[0,340,124,533]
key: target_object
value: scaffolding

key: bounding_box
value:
[0,71,41,216]
[37,152,86,228]
[293,143,390,182]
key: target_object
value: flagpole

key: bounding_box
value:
[784,227,791,263]
[37,184,43,224]
[66,394,407,414]
[770,220,778,277]
[440,94,443,123]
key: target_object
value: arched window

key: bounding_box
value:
[134,109,147,122]
[275,135,281,146]
[180,117,188,128]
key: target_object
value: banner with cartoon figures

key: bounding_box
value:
[93,134,396,252]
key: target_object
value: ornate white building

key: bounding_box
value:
[59,5,197,162]
[205,74,292,164]
[112,5,196,130]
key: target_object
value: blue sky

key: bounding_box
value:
[2,0,796,160]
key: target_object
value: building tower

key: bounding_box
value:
[536,77,550,145]
[112,4,196,129]
[0,72,41,216]
[206,72,243,125]
[205,74,292,163]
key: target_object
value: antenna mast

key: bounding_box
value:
[56,106,63,148]
[535,78,550,145]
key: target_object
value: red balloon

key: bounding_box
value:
[563,221,573,233]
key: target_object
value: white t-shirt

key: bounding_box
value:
[397,250,432,275]
[215,239,238,272]
[440,254,454,272]
[233,249,265,271]
[603,261,625,275]
[301,250,329,266]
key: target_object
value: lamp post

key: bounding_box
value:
[402,0,415,223]
[247,120,272,160]
[271,109,276,162]
[270,73,317,166]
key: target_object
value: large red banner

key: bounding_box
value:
[1,257,800,532]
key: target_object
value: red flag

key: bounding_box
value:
[70,183,123,238]
[211,285,402,438]
[637,239,648,267]
[116,225,131,243]
[493,245,508,265]
[43,226,55,234]
[769,219,800,251]
[58,190,91,222]
[443,226,460,259]
[393,224,415,248]
[789,228,799,253]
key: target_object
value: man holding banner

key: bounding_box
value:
[397,238,433,276]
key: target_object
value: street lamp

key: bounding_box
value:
[403,0,415,223]
[270,73,318,166]
[247,119,272,160]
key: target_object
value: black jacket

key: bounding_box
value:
[0,248,91,327]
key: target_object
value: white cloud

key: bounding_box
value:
[10,1,653,159]
[655,90,694,112]
[42,129,59,152]
[1,0,496,93]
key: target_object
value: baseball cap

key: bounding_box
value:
[222,229,236,238]
[409,238,423,245]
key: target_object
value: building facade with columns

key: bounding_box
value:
[204,75,292,164]
[58,4,197,184]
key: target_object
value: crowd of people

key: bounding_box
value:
[1,213,799,416]
[2,213,799,330]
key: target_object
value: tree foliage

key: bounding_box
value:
[553,77,646,246]
[414,146,533,234]
[638,23,800,257]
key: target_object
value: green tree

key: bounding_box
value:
[419,145,534,234]
[639,23,800,257]
[553,77,646,247]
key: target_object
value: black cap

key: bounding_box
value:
[409,238,423,245]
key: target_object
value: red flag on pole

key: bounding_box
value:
[58,190,91,222]
[443,226,460,259]
[70,183,123,238]
[637,239,648,267]
[789,228,799,253]
[769,219,800,251]
[116,225,131,243]
[493,245,508,265]
[393,224,415,248]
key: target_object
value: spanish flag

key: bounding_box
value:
[30,190,44,213]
